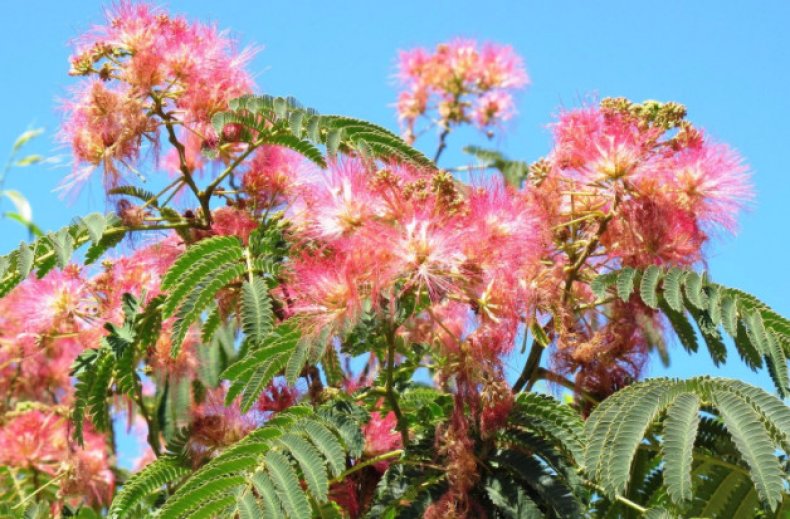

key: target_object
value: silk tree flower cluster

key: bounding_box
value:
[396,39,529,143]
[0,2,762,517]
[62,1,255,193]
[530,99,751,399]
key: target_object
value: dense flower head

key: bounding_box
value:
[543,99,752,270]
[396,39,528,139]
[62,1,255,191]
[242,145,304,208]
[362,411,402,472]
[282,159,547,355]
[0,409,114,507]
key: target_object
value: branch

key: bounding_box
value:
[384,324,409,447]
[433,127,450,164]
[151,95,211,227]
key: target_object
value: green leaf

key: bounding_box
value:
[78,213,107,245]
[264,450,311,519]
[264,134,326,168]
[161,235,243,291]
[639,265,662,309]
[108,456,190,519]
[16,241,33,278]
[277,433,329,500]
[712,389,784,510]
[170,262,247,356]
[662,268,684,312]
[616,267,637,302]
[12,128,43,151]
[241,277,274,345]
[662,392,700,504]
[683,271,705,309]
[658,298,698,354]
[250,472,285,519]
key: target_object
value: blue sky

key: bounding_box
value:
[2,1,788,448]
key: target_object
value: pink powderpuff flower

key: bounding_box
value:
[471,90,516,128]
[329,478,360,519]
[256,381,300,415]
[65,1,255,190]
[60,427,116,507]
[385,215,466,301]
[291,159,385,242]
[0,410,68,475]
[8,265,94,335]
[662,140,752,232]
[188,386,259,461]
[549,106,655,183]
[59,80,153,193]
[395,39,528,134]
[148,321,199,381]
[403,300,467,353]
[211,206,259,245]
[242,145,304,208]
[287,253,370,338]
[601,196,706,267]
[478,42,530,90]
[362,411,402,472]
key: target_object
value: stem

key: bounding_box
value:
[151,95,210,227]
[140,177,183,210]
[535,368,599,405]
[513,210,615,394]
[384,324,409,447]
[512,317,554,393]
[202,140,262,203]
[512,337,543,392]
[583,479,648,514]
[329,449,404,484]
[433,127,450,164]
[132,379,162,457]
[13,473,65,510]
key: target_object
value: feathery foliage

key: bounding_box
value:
[593,268,790,396]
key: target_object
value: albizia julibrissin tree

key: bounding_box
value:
[0,3,788,518]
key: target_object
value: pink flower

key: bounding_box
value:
[290,159,385,241]
[64,1,255,190]
[362,411,402,472]
[256,381,300,415]
[242,145,304,208]
[601,196,706,267]
[211,206,259,244]
[661,140,752,232]
[0,410,68,474]
[395,39,528,134]
[60,80,153,192]
[472,90,516,127]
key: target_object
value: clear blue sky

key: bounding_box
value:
[1,2,788,400]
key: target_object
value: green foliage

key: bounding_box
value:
[70,294,149,444]
[368,391,587,518]
[583,377,790,514]
[463,145,530,187]
[0,212,122,297]
[211,95,434,170]
[108,456,191,519]
[222,322,303,412]
[593,268,790,396]
[143,404,362,519]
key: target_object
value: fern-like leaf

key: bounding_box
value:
[661,392,700,504]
